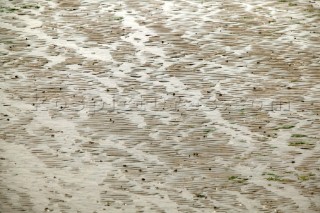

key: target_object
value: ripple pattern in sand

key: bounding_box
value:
[1,0,320,212]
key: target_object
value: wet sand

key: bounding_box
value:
[0,0,320,212]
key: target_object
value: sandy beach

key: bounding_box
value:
[1,0,320,212]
